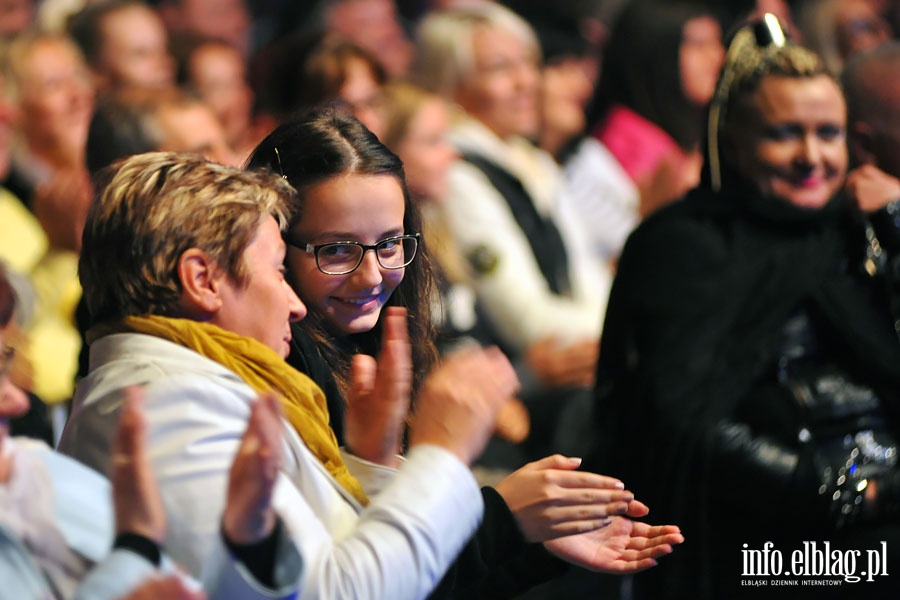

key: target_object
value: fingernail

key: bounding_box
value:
[601,518,613,527]
[568,456,582,466]
[614,481,625,489]
[624,493,634,502]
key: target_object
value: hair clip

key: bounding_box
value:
[755,13,787,48]
[274,147,288,180]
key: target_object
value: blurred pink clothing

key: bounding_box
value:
[593,105,689,184]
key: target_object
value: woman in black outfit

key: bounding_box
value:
[591,16,900,600]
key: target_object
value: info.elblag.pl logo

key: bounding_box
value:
[740,541,889,588]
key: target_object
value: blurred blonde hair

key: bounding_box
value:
[380,81,470,286]
[413,2,539,101]
[379,80,434,150]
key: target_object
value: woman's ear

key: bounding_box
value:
[177,248,224,315]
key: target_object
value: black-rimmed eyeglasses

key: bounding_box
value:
[286,233,420,275]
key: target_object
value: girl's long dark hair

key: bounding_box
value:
[247,107,438,399]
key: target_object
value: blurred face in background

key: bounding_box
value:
[394,97,457,202]
[727,75,847,209]
[165,0,250,57]
[339,57,385,138]
[540,56,593,152]
[156,101,239,166]
[17,38,94,163]
[834,0,892,60]
[848,73,900,181]
[680,15,725,106]
[327,0,413,78]
[455,24,540,140]
[187,42,253,150]
[0,0,33,37]
[96,4,174,90]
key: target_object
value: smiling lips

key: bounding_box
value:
[777,171,836,208]
[334,294,381,312]
[794,173,827,189]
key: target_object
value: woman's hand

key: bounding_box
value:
[344,306,412,467]
[493,397,530,443]
[409,346,519,465]
[526,337,599,389]
[111,386,167,545]
[845,164,900,213]
[543,516,684,574]
[222,392,284,545]
[494,454,641,543]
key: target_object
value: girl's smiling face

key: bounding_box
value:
[287,173,407,335]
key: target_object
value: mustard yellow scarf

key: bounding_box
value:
[101,315,369,506]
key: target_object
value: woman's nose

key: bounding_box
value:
[351,249,384,287]
[287,284,306,323]
[796,135,822,167]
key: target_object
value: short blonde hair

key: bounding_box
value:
[80,151,296,323]
[413,3,539,101]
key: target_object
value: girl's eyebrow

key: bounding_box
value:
[303,227,405,242]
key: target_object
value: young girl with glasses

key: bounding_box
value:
[246,107,683,597]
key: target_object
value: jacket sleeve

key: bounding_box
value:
[75,528,303,600]
[429,486,568,599]
[73,549,159,600]
[708,420,825,520]
[135,377,484,600]
[202,522,302,600]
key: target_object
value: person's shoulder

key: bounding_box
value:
[88,333,243,382]
[75,335,256,426]
[25,439,108,488]
[629,189,728,249]
[21,441,115,562]
[0,525,52,597]
[616,188,734,286]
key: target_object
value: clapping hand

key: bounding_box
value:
[543,514,684,574]
[344,306,412,467]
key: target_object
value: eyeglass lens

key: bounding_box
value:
[318,236,417,273]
